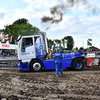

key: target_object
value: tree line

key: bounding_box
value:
[0,18,42,44]
[0,18,83,51]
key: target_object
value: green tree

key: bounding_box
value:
[78,47,83,52]
[54,39,61,46]
[32,26,41,34]
[75,47,78,50]
[63,36,74,50]
[13,18,29,25]
[0,18,41,44]
[47,39,54,48]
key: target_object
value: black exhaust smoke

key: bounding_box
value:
[41,0,99,30]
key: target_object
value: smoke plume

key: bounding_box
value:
[41,0,99,30]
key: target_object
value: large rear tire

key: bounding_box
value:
[72,59,84,71]
[30,60,43,72]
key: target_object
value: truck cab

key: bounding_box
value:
[18,35,45,63]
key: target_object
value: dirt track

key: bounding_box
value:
[0,66,100,100]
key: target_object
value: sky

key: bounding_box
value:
[0,0,100,49]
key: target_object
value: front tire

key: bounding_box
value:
[30,60,43,72]
[72,59,84,71]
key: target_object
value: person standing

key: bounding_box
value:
[53,48,63,76]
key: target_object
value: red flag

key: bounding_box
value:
[10,35,13,43]
[1,34,5,42]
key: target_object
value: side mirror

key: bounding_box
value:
[17,35,22,41]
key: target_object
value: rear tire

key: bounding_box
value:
[72,59,84,71]
[30,60,43,72]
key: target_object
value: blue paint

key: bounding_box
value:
[77,63,80,67]
[18,61,30,71]
[39,38,41,43]
[18,52,84,71]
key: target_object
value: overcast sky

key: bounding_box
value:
[0,0,100,49]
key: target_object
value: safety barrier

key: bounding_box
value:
[87,53,100,66]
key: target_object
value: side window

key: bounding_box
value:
[21,37,33,52]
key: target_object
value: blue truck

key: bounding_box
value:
[17,33,85,72]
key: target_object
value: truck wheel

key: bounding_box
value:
[72,59,84,71]
[30,60,43,72]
